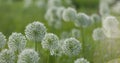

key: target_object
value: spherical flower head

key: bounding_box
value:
[62,38,82,56]
[99,2,110,17]
[41,33,59,55]
[71,28,80,39]
[62,7,77,22]
[102,16,119,31]
[8,32,27,52]
[112,2,120,15]
[0,49,15,63]
[0,32,6,48]
[75,13,92,28]
[92,28,106,41]
[25,21,47,42]
[17,49,40,63]
[45,7,62,28]
[56,7,65,19]
[91,14,101,23]
[45,7,58,22]
[74,58,90,63]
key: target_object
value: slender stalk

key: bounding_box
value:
[35,41,37,52]
[55,55,57,63]
[81,26,85,57]
[47,51,50,63]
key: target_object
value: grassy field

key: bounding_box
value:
[1,0,120,63]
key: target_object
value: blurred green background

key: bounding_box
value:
[0,0,99,37]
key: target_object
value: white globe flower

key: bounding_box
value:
[45,7,58,22]
[0,32,6,49]
[74,58,90,63]
[45,7,62,29]
[62,38,82,56]
[92,28,106,41]
[91,14,101,23]
[41,33,59,55]
[75,13,92,28]
[56,7,65,19]
[17,49,40,63]
[62,7,77,22]
[102,16,120,38]
[25,21,47,42]
[102,16,119,30]
[8,32,27,52]
[99,2,110,17]
[0,49,15,63]
[112,2,120,15]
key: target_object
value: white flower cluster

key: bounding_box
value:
[102,16,120,38]
[17,49,40,63]
[0,32,6,49]
[74,58,90,63]
[99,1,110,17]
[41,33,59,55]
[0,49,15,63]
[25,21,47,42]
[8,32,27,52]
[92,28,106,41]
[62,7,77,22]
[62,38,82,56]
[75,13,93,28]
[91,14,101,23]
[112,1,120,15]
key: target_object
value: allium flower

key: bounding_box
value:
[74,58,90,63]
[62,7,77,22]
[102,16,120,38]
[17,49,39,63]
[56,7,65,19]
[71,28,80,39]
[99,2,110,17]
[45,7,62,29]
[92,28,106,41]
[0,32,6,49]
[45,7,58,22]
[62,38,82,56]
[112,2,120,15]
[0,49,15,63]
[75,13,92,28]
[8,32,27,52]
[25,21,47,42]
[91,14,101,23]
[41,33,59,55]
[102,16,119,30]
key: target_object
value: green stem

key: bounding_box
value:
[35,41,37,52]
[81,26,85,57]
[55,55,57,63]
[47,52,49,63]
